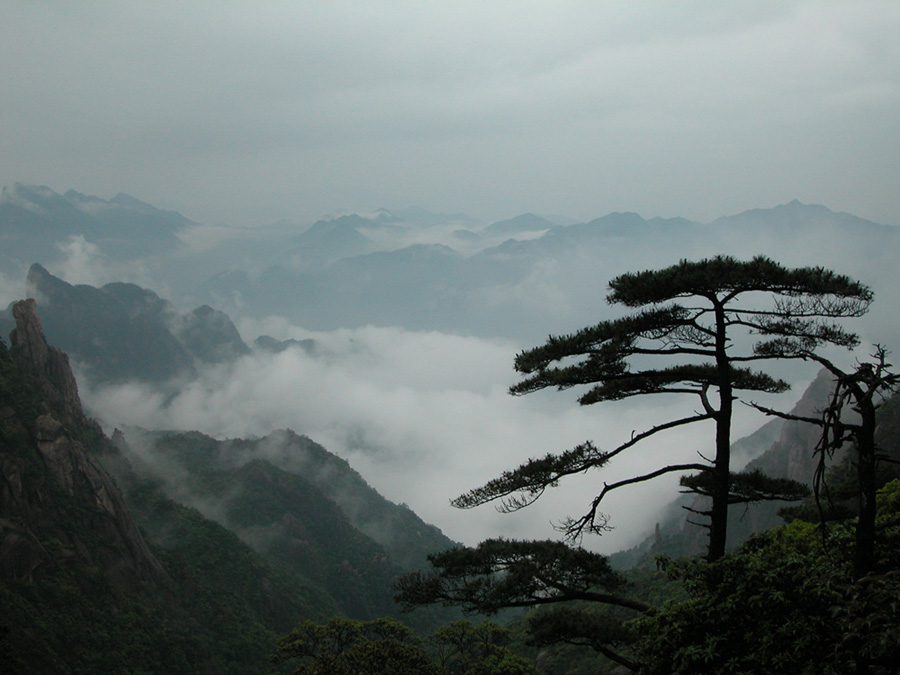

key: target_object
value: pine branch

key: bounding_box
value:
[394,539,651,615]
[563,463,710,540]
[680,469,810,504]
[451,441,608,510]
[605,417,715,460]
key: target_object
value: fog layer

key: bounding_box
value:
[80,319,811,553]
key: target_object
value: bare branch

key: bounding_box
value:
[564,463,709,540]
[604,414,714,463]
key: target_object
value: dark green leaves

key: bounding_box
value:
[272,617,439,675]
[679,468,811,504]
[634,491,900,674]
[452,441,607,510]
[394,539,640,615]
[608,255,872,309]
[512,305,697,380]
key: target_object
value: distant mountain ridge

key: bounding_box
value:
[0,183,194,266]
[710,199,895,234]
[2,183,897,345]
[3,187,897,364]
[187,197,900,341]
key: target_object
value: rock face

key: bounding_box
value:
[1,299,167,589]
[9,298,85,422]
[170,303,251,364]
[745,369,845,483]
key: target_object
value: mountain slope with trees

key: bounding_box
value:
[0,300,457,673]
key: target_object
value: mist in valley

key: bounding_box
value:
[17,205,894,556]
[2,1,899,560]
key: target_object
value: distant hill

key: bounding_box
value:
[0,263,249,383]
[0,183,193,268]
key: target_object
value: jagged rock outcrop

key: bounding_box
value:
[171,304,251,364]
[9,298,85,423]
[1,299,167,589]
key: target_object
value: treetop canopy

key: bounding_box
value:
[608,255,873,307]
[512,256,873,402]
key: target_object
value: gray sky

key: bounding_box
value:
[2,1,899,227]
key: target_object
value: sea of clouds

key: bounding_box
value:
[79,316,802,553]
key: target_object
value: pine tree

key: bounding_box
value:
[456,256,871,559]
[397,256,874,668]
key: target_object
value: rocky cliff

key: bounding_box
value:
[0,299,460,673]
[744,368,844,482]
[8,298,85,423]
[0,299,166,588]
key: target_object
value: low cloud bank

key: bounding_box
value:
[78,321,809,554]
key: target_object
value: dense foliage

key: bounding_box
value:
[634,480,900,674]
[273,617,533,675]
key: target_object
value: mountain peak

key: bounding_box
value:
[9,298,86,424]
[26,262,77,307]
[775,199,832,215]
[1,183,70,214]
[2,299,169,590]
[110,192,156,211]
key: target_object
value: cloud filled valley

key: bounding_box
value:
[1,183,898,556]
[79,319,757,553]
[4,5,900,669]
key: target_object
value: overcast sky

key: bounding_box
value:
[2,1,899,227]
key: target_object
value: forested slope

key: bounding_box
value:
[0,300,455,673]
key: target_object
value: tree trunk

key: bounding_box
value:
[708,301,732,562]
[855,404,877,578]
[708,400,731,561]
